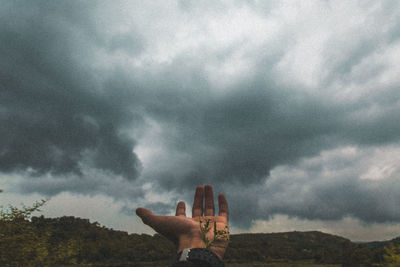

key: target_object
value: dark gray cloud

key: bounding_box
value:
[228,145,400,227]
[0,1,142,179]
[1,0,400,229]
[134,55,400,193]
[145,77,342,188]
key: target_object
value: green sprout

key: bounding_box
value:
[199,218,230,249]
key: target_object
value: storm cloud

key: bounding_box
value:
[1,0,400,229]
[0,1,142,179]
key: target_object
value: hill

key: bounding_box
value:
[0,215,393,266]
[227,232,385,266]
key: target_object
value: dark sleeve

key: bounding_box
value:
[171,261,212,267]
[170,262,197,267]
[170,248,223,267]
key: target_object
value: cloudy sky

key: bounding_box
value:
[1,0,400,241]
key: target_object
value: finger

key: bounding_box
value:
[175,201,186,217]
[204,184,215,216]
[192,186,204,217]
[218,194,229,220]
[136,208,178,243]
[136,208,161,229]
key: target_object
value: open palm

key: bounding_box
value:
[136,185,229,259]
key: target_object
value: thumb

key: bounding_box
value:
[136,208,159,228]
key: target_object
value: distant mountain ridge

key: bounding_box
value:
[0,215,395,266]
[227,231,386,265]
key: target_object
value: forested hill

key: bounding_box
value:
[0,215,395,266]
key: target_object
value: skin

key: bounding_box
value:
[136,184,229,260]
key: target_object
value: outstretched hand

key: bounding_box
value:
[136,184,229,260]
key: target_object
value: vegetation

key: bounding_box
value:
[200,218,230,248]
[0,201,397,266]
[383,241,400,267]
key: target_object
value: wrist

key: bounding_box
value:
[177,235,205,253]
[177,242,225,260]
[172,248,225,267]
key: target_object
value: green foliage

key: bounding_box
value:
[200,218,230,249]
[0,201,393,266]
[225,232,385,266]
[0,200,50,266]
[214,221,230,241]
[0,199,47,221]
[383,242,400,266]
[226,263,342,267]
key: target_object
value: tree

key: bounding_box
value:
[0,199,47,221]
[383,242,400,266]
[0,199,50,266]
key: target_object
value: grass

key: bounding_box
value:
[131,260,343,267]
[226,261,342,267]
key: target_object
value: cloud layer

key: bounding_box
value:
[0,1,141,180]
[1,0,400,230]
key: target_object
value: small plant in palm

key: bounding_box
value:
[199,218,229,248]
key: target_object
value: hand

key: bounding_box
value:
[136,184,229,260]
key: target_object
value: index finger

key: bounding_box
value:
[175,201,186,217]
[218,194,229,220]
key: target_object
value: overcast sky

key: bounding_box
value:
[1,0,400,241]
